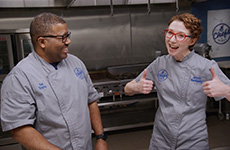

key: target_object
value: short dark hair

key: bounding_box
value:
[30,12,66,45]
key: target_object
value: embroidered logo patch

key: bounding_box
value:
[157,69,168,82]
[38,83,47,90]
[191,76,202,83]
[74,67,85,80]
[212,23,230,45]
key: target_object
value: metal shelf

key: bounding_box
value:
[98,97,158,107]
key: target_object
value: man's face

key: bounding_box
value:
[40,23,71,63]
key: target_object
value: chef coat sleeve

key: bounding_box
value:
[0,69,36,132]
[80,64,99,104]
[86,73,99,104]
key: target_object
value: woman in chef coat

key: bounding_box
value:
[125,13,230,150]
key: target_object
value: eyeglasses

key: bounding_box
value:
[164,29,192,42]
[38,32,71,43]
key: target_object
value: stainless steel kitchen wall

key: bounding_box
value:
[65,13,131,71]
[130,11,176,65]
[0,3,190,71]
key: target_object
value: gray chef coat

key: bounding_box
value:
[0,50,99,150]
[136,50,230,150]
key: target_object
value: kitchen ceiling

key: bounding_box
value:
[0,0,208,8]
[0,0,177,8]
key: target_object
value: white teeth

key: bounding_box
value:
[170,45,178,49]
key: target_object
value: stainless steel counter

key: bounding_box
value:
[0,134,21,150]
[218,61,230,69]
[0,127,22,150]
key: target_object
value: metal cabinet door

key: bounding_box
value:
[15,33,32,61]
[0,34,14,82]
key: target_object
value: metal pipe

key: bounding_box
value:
[66,0,76,9]
[147,0,151,14]
[110,0,114,16]
[176,0,179,12]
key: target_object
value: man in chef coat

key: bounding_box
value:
[0,12,107,150]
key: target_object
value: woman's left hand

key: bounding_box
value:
[202,67,230,99]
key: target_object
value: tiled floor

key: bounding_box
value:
[93,114,230,150]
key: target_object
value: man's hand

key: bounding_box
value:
[94,139,108,150]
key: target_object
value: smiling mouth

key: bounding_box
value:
[63,47,69,53]
[169,44,179,50]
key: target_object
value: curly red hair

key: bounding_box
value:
[168,13,203,40]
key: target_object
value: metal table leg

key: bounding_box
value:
[218,99,225,120]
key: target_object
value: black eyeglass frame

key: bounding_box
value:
[164,29,192,42]
[37,32,71,43]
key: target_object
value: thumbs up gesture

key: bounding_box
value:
[124,69,154,96]
[136,69,154,94]
[202,67,229,98]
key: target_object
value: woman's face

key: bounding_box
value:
[165,20,196,61]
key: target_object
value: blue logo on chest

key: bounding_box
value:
[74,67,85,80]
[191,76,202,83]
[38,83,47,90]
[157,69,168,82]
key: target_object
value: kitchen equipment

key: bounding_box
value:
[0,33,14,82]
[194,43,212,59]
[90,64,158,131]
